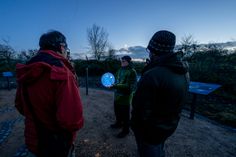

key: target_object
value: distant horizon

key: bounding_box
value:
[2,39,236,55]
[71,41,236,60]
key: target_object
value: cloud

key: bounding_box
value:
[116,46,148,59]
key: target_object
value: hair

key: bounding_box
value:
[39,30,67,53]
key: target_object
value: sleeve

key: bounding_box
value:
[15,85,25,115]
[128,69,138,93]
[55,74,84,132]
[112,69,128,90]
[132,73,158,126]
[113,69,137,94]
[113,83,129,91]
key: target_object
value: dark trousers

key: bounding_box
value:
[114,103,130,131]
[27,144,75,157]
[133,130,165,157]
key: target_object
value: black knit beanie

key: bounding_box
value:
[121,55,132,63]
[147,30,176,55]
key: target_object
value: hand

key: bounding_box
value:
[108,84,115,89]
[107,85,113,89]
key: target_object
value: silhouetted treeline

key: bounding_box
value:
[73,59,145,77]
[0,42,236,97]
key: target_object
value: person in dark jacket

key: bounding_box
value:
[110,55,137,138]
[131,30,190,157]
[15,30,84,157]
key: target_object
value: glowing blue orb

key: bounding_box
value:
[101,72,115,87]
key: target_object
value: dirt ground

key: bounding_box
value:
[0,88,236,157]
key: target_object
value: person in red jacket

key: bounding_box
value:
[15,30,84,157]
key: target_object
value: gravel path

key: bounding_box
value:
[0,88,235,157]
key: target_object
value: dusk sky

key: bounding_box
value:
[0,0,236,54]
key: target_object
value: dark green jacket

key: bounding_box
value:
[113,65,137,105]
[131,53,190,144]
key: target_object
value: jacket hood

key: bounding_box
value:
[16,62,51,84]
[145,52,189,75]
[163,59,189,74]
[16,50,72,84]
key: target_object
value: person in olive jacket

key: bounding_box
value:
[131,30,190,157]
[110,55,137,138]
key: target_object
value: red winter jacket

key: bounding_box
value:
[15,50,84,153]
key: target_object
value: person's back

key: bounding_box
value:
[131,30,189,157]
[132,56,189,142]
[15,30,84,157]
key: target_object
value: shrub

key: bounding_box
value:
[188,50,236,95]
[74,59,120,76]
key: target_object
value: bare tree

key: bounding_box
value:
[87,24,109,60]
[107,48,116,59]
[206,43,227,56]
[106,44,116,59]
[18,49,38,62]
[180,35,198,57]
[0,40,16,68]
